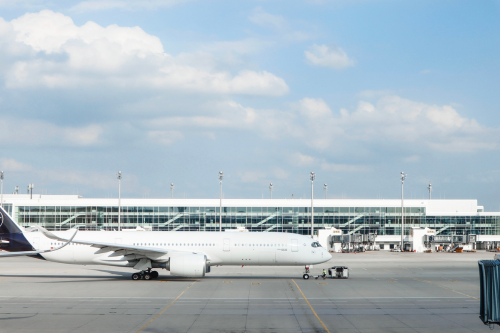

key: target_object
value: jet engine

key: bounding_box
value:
[168,254,207,277]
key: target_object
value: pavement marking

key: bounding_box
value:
[413,278,478,300]
[251,283,260,285]
[0,296,471,300]
[318,283,328,285]
[136,279,199,333]
[292,279,331,333]
[223,281,232,283]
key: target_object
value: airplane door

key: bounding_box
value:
[291,239,298,252]
[33,237,40,250]
[115,238,122,244]
[223,238,230,252]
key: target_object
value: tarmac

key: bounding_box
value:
[0,250,494,333]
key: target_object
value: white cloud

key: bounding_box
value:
[0,158,33,172]
[297,98,332,118]
[289,152,317,167]
[0,118,103,146]
[247,7,315,43]
[144,100,299,140]
[136,95,498,155]
[313,95,498,153]
[305,44,355,70]
[0,10,289,96]
[249,7,288,31]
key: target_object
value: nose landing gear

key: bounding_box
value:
[131,269,159,280]
[303,265,311,279]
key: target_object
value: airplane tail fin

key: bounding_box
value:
[0,206,33,251]
[0,206,24,234]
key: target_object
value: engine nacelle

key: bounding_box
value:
[168,254,207,277]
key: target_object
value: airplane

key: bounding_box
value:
[0,207,331,280]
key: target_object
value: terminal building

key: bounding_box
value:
[1,194,499,248]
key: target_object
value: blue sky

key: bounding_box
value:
[0,0,499,209]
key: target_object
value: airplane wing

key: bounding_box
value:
[35,226,169,253]
[0,229,78,257]
[33,226,205,266]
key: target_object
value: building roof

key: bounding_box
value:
[2,194,485,215]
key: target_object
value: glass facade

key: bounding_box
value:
[11,204,500,236]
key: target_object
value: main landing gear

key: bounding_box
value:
[131,269,159,280]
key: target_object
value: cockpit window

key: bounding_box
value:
[311,242,322,248]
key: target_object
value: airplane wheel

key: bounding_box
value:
[132,273,141,280]
[151,271,159,279]
[303,274,309,280]
[143,273,151,280]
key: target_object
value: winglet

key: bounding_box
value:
[34,225,71,242]
[47,229,78,252]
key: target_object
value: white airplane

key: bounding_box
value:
[0,207,331,280]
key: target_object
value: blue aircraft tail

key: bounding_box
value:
[0,206,33,252]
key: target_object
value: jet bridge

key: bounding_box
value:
[424,233,477,252]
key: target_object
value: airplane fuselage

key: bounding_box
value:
[23,231,331,267]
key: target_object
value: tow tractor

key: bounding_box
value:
[328,266,349,279]
[303,265,349,279]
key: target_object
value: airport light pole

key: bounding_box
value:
[310,171,315,239]
[170,183,174,199]
[0,171,4,208]
[219,171,223,232]
[428,183,432,200]
[400,172,407,250]
[269,183,273,199]
[324,183,328,199]
[29,183,34,199]
[117,171,122,231]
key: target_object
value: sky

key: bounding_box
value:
[0,0,499,210]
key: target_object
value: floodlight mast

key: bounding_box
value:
[310,172,316,239]
[0,171,4,208]
[29,183,34,200]
[428,183,432,200]
[269,183,273,199]
[324,183,328,199]
[170,183,174,199]
[218,171,223,232]
[117,171,122,231]
[400,172,407,250]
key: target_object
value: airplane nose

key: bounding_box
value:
[325,250,332,260]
